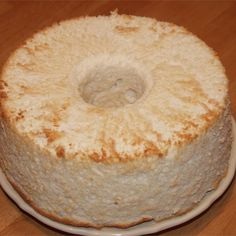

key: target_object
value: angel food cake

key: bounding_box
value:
[0,12,233,228]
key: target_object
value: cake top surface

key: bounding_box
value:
[0,12,228,162]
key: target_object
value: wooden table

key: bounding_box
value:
[0,1,236,235]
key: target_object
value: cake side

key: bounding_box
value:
[0,102,232,228]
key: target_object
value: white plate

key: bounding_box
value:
[0,119,236,236]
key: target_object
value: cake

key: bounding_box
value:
[0,12,233,228]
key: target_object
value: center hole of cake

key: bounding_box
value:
[79,65,146,108]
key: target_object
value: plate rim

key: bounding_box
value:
[0,118,235,236]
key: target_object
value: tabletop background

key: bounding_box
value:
[0,1,236,236]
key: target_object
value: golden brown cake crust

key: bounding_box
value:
[0,13,229,163]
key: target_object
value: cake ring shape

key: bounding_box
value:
[0,12,233,228]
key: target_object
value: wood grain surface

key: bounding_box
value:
[0,1,236,236]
